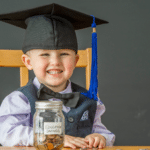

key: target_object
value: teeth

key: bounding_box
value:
[47,71,62,74]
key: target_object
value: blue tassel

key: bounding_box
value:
[81,15,98,101]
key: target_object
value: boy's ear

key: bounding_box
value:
[21,54,33,70]
[75,54,79,66]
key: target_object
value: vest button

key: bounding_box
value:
[68,117,74,123]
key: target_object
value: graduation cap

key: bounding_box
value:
[0,3,107,53]
[0,3,108,101]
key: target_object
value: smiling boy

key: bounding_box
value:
[23,49,79,93]
[0,3,115,149]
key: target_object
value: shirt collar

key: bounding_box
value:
[33,77,72,93]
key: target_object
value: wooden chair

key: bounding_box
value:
[0,48,92,90]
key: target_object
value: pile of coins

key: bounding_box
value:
[34,134,63,150]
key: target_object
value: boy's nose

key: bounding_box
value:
[49,56,61,66]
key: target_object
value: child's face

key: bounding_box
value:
[22,49,79,92]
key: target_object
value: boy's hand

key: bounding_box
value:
[64,135,89,149]
[85,133,106,149]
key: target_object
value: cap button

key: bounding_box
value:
[68,117,74,123]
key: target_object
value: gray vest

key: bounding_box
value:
[17,79,97,137]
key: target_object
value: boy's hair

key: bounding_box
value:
[25,51,31,56]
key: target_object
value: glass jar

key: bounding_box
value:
[33,101,65,150]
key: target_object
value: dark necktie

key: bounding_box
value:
[37,84,80,108]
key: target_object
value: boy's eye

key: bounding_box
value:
[41,53,49,56]
[60,53,69,56]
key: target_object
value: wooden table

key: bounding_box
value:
[0,146,150,150]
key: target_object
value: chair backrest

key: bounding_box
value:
[0,48,91,90]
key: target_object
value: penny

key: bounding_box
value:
[47,143,54,150]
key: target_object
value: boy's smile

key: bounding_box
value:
[47,69,63,75]
[22,49,79,92]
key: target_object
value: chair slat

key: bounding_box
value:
[20,67,29,87]
[85,48,91,90]
[0,50,24,67]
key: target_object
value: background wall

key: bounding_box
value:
[0,0,150,146]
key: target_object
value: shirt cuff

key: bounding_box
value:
[100,133,115,146]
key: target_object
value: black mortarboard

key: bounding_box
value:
[0,3,108,53]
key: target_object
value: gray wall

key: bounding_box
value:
[0,0,150,146]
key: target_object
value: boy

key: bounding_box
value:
[0,3,115,149]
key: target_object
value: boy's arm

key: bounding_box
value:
[0,91,33,146]
[91,98,115,146]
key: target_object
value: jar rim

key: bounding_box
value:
[35,101,63,109]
